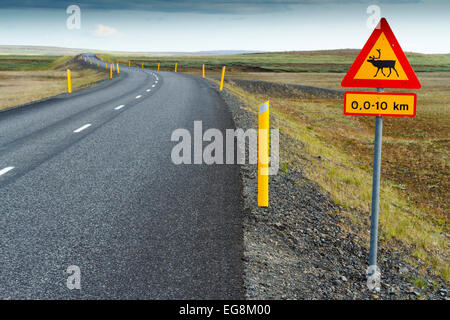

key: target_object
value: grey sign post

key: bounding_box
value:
[368,87,384,286]
[341,19,421,291]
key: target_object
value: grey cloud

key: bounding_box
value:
[0,0,425,14]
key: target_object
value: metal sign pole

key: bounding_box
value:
[341,18,421,290]
[369,88,384,269]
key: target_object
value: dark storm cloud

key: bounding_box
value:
[0,0,423,14]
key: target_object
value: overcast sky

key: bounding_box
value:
[0,0,448,53]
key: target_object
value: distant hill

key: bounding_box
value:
[0,45,262,56]
[0,45,88,56]
[190,50,262,55]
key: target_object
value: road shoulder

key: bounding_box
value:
[214,80,447,300]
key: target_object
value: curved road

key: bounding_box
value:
[0,54,243,299]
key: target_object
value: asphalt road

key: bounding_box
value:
[0,54,244,299]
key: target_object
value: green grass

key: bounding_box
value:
[409,275,429,289]
[0,55,108,110]
[104,50,450,73]
[280,163,289,174]
[0,55,65,71]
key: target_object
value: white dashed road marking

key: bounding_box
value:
[0,167,14,176]
[73,124,92,133]
[136,95,142,99]
[115,105,125,110]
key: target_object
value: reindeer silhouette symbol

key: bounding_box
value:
[367,49,399,78]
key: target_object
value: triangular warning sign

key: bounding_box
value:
[341,18,421,89]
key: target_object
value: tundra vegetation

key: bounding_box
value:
[0,55,108,110]
[106,50,450,73]
[208,70,449,283]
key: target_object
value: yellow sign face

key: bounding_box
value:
[344,92,416,117]
[354,33,408,80]
[341,18,421,89]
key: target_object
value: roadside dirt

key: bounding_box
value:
[216,80,448,300]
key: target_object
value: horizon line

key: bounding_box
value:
[0,44,448,56]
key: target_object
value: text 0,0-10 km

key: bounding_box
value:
[344,92,416,117]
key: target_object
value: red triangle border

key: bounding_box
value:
[341,18,421,89]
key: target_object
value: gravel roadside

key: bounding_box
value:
[213,79,448,300]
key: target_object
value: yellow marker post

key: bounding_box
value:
[112,63,115,72]
[110,64,113,79]
[174,63,178,73]
[142,63,144,69]
[90,60,92,65]
[219,66,226,91]
[117,63,120,74]
[97,62,99,67]
[84,57,87,62]
[67,69,72,94]
[202,64,205,78]
[258,101,270,207]
[157,63,160,71]
[128,61,131,67]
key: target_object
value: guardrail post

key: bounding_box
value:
[258,101,270,207]
[67,69,72,94]
[219,66,226,91]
